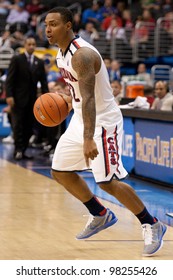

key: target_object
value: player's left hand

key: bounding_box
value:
[83,139,99,167]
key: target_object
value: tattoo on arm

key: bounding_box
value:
[72,48,100,140]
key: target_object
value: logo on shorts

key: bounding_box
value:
[102,126,120,176]
[107,137,118,165]
[108,127,120,175]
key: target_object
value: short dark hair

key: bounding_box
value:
[24,36,36,44]
[154,80,169,91]
[47,7,73,25]
[143,85,154,95]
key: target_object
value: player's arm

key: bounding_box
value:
[72,47,101,166]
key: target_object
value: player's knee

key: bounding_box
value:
[51,169,65,184]
[99,182,117,195]
[51,169,58,181]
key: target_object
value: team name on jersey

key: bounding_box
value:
[59,67,77,82]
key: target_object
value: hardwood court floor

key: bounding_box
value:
[0,159,173,260]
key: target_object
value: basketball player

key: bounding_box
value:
[44,7,167,256]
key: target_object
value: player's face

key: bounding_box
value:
[45,13,71,46]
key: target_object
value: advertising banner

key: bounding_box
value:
[122,117,135,173]
[135,119,173,184]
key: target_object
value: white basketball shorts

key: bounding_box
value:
[52,106,128,183]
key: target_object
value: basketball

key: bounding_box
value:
[33,92,68,127]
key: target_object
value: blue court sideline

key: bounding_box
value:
[0,140,173,227]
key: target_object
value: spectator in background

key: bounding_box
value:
[143,84,155,107]
[163,10,173,53]
[121,9,134,43]
[110,79,123,105]
[130,15,149,50]
[72,13,83,35]
[141,0,162,19]
[9,0,21,9]
[5,36,49,160]
[151,80,173,110]
[151,0,163,19]
[24,1,47,40]
[6,1,30,34]
[141,0,157,10]
[142,9,155,30]
[101,12,122,31]
[78,22,99,44]
[26,0,46,16]
[136,63,153,86]
[109,59,121,82]
[130,0,143,23]
[116,1,126,18]
[0,30,11,49]
[28,13,39,36]
[82,0,102,29]
[10,30,25,49]
[122,9,134,29]
[98,0,117,20]
[162,0,173,15]
[0,0,11,16]
[105,16,127,43]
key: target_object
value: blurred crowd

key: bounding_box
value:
[0,0,173,50]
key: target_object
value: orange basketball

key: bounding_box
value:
[33,92,68,127]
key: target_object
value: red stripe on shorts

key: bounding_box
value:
[102,127,110,177]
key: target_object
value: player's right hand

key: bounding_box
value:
[83,139,99,167]
[57,92,72,112]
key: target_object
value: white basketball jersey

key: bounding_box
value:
[52,36,128,182]
[56,36,119,123]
